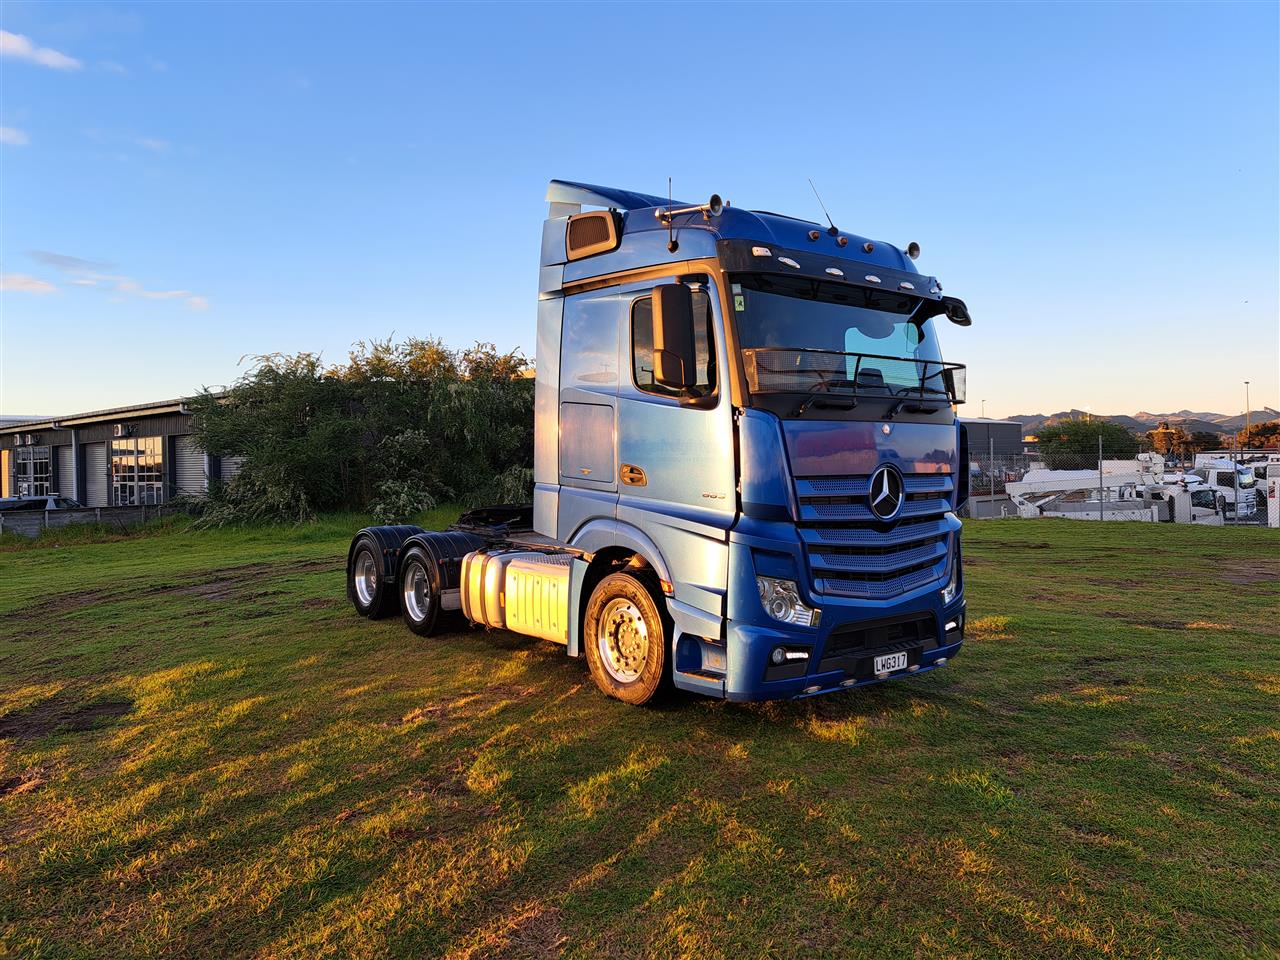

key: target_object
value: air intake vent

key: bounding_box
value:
[565,210,621,261]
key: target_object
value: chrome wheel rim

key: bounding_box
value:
[596,597,649,684]
[402,562,431,623]
[354,550,377,606]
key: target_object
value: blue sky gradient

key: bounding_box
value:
[1,1,1277,419]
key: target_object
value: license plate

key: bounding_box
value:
[874,651,908,674]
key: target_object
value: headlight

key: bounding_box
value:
[756,576,819,626]
[941,558,960,605]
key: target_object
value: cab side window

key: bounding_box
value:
[631,289,717,398]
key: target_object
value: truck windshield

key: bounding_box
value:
[731,274,963,403]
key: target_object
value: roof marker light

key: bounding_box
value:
[778,257,801,269]
[930,285,940,294]
[751,246,772,257]
[899,281,915,291]
[863,242,875,253]
[865,275,882,284]
[825,267,844,277]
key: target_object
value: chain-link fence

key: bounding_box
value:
[965,441,1277,526]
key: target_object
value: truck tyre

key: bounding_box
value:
[583,572,671,706]
[398,545,442,636]
[348,535,397,619]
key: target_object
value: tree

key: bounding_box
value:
[1238,420,1280,449]
[1186,431,1224,454]
[1037,418,1139,469]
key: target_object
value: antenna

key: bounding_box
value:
[808,178,839,236]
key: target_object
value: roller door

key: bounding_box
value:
[85,442,108,507]
[175,436,207,496]
[55,445,75,499]
[220,455,245,485]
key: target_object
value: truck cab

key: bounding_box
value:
[347,180,973,705]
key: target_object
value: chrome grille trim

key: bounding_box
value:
[795,472,955,600]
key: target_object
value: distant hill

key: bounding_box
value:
[1010,407,1280,438]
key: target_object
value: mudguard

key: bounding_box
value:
[403,529,489,600]
[346,525,425,599]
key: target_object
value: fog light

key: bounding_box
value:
[757,576,819,626]
[945,620,959,633]
[937,657,949,667]
[770,646,810,665]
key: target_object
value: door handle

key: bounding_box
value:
[620,464,647,487]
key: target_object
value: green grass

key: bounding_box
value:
[1,516,1277,959]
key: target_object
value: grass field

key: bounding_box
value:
[1,515,1277,959]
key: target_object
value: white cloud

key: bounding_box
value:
[0,126,29,146]
[1,273,56,294]
[107,274,210,309]
[135,137,171,153]
[100,60,128,75]
[21,250,209,309]
[0,31,82,71]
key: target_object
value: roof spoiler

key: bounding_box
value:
[546,179,687,218]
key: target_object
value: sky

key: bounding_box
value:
[1,1,1277,421]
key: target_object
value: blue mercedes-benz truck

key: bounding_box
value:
[346,180,972,705]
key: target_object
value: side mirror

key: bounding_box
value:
[652,284,697,390]
[942,296,972,326]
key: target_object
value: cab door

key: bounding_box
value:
[615,278,736,620]
[556,288,622,541]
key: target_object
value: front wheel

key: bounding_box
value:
[583,572,671,706]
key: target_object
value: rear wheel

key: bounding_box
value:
[398,546,442,636]
[348,536,396,619]
[583,572,671,706]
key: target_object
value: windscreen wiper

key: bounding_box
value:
[793,379,859,417]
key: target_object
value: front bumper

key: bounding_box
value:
[719,524,965,702]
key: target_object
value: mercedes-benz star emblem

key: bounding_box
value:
[869,465,905,521]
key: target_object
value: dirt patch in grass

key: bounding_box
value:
[0,771,46,798]
[0,693,133,742]
[1220,562,1279,586]
[10,558,341,622]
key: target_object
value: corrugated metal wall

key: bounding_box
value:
[175,437,207,496]
[84,443,108,507]
[55,445,74,499]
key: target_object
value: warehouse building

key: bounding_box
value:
[0,398,240,505]
[960,417,1027,458]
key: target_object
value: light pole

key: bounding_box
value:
[1244,380,1251,448]
[981,399,987,418]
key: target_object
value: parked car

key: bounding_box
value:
[0,496,84,512]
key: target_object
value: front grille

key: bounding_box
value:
[795,473,954,600]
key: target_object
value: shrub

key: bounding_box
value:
[188,339,533,523]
